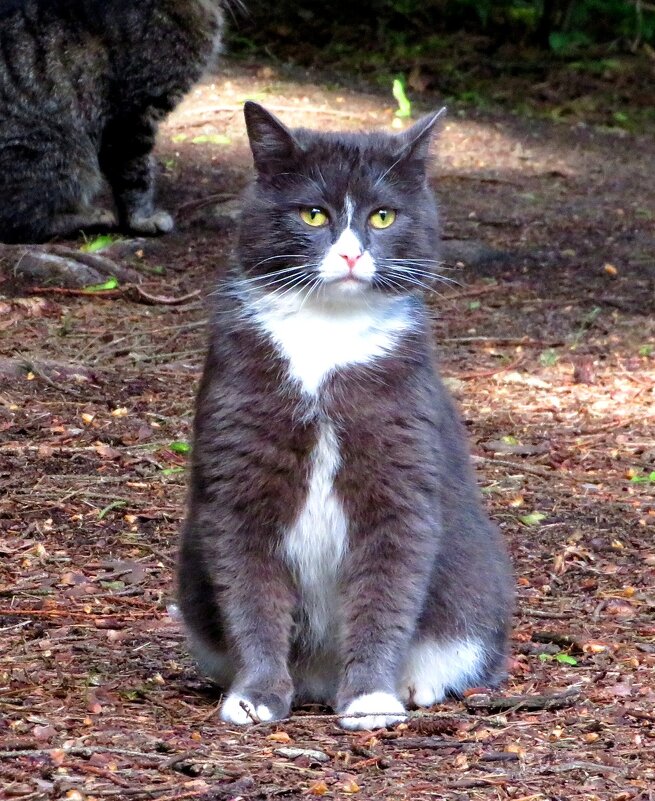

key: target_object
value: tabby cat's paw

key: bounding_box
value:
[88,208,118,228]
[128,209,174,235]
[339,692,407,731]
[220,689,291,725]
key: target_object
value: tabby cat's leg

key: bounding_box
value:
[0,131,107,243]
[45,208,117,238]
[178,510,296,724]
[99,117,174,236]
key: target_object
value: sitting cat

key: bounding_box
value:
[177,101,514,730]
[0,0,225,243]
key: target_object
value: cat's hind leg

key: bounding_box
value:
[398,520,512,708]
[0,130,110,243]
[99,116,174,236]
[399,638,492,708]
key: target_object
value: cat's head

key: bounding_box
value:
[238,102,445,300]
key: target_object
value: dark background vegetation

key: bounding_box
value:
[229,0,655,130]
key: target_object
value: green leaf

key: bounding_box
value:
[80,234,119,253]
[84,276,119,292]
[540,349,559,367]
[239,92,267,102]
[171,133,188,143]
[502,435,519,445]
[392,78,412,118]
[555,653,578,666]
[100,580,126,591]
[630,471,655,484]
[538,653,552,662]
[549,31,591,55]
[638,344,653,357]
[191,134,231,146]
[468,300,481,310]
[169,441,191,455]
[519,511,547,526]
[98,500,127,520]
[161,467,185,476]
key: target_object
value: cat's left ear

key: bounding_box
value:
[396,106,446,169]
[244,101,302,176]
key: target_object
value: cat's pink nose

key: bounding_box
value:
[339,252,362,270]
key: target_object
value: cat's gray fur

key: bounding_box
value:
[177,102,513,729]
[0,0,225,243]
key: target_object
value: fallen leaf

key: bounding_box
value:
[267,731,292,743]
[95,443,122,460]
[342,778,361,794]
[32,724,56,741]
[49,749,66,766]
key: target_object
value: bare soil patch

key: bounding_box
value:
[1,60,654,800]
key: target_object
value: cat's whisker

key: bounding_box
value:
[234,272,315,309]
[231,270,307,290]
[380,258,459,275]
[210,273,303,299]
[372,276,404,296]
[380,257,447,266]
[381,259,456,275]
[267,272,321,305]
[384,270,449,297]
[251,254,309,269]
[385,266,462,289]
[295,274,325,313]
[258,275,312,299]
[228,268,307,288]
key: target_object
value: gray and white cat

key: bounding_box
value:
[0,0,225,243]
[177,102,513,730]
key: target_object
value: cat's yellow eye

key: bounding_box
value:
[369,208,396,229]
[300,207,329,227]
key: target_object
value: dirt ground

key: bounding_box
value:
[1,58,654,801]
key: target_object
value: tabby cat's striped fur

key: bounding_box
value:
[0,0,225,242]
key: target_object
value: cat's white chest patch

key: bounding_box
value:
[281,422,347,646]
[252,291,414,397]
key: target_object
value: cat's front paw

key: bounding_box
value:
[220,690,291,725]
[127,209,174,235]
[339,692,406,731]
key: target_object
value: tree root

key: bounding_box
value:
[0,356,98,396]
[0,243,143,288]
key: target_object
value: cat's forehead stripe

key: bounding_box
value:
[344,196,354,226]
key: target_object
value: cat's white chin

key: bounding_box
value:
[318,275,373,299]
[333,277,370,294]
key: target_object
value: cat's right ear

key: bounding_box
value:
[244,102,302,176]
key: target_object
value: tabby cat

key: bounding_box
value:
[0,0,225,243]
[177,102,513,729]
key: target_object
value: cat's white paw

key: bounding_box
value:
[339,692,406,731]
[399,639,484,708]
[400,681,447,708]
[220,694,273,725]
